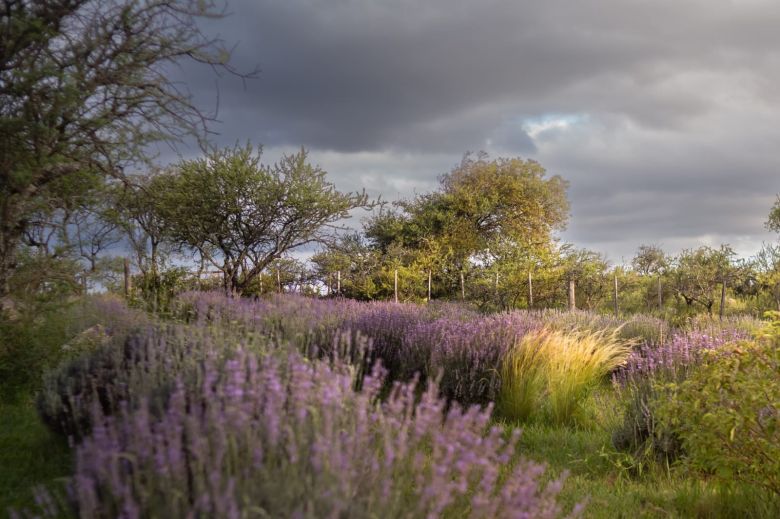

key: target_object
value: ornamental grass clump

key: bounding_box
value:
[498,328,631,425]
[56,347,576,518]
[540,310,669,345]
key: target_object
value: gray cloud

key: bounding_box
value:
[172,0,780,260]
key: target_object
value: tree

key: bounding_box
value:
[311,233,382,299]
[562,246,610,311]
[0,0,248,305]
[767,195,780,234]
[364,152,569,300]
[154,144,372,296]
[632,244,668,312]
[632,244,667,276]
[753,243,780,311]
[671,245,736,316]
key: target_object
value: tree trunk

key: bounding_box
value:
[657,276,663,311]
[0,209,22,309]
[528,270,533,309]
[460,272,465,301]
[394,268,398,303]
[719,281,726,321]
[196,255,205,291]
[124,258,131,298]
[427,270,431,302]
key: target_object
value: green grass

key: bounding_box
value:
[0,398,72,515]
[504,411,780,518]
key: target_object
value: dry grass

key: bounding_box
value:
[498,327,632,425]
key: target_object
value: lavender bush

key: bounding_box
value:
[54,345,577,518]
[37,324,270,440]
[405,312,542,405]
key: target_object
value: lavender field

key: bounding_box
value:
[4,292,778,518]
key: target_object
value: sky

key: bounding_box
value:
[172,0,780,264]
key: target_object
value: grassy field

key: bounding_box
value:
[0,399,72,514]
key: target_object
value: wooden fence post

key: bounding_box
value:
[613,272,619,317]
[277,269,282,293]
[337,270,341,295]
[658,276,663,311]
[528,270,533,309]
[427,270,432,302]
[394,268,398,303]
[719,281,726,321]
[568,278,576,310]
[460,272,465,301]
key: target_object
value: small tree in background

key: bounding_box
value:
[766,195,780,234]
[154,144,372,296]
[671,245,736,317]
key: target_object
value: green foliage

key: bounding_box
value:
[671,245,736,315]
[561,246,610,311]
[656,340,780,496]
[131,266,193,315]
[0,400,71,513]
[0,295,145,402]
[632,245,668,276]
[766,195,780,234]
[311,234,383,300]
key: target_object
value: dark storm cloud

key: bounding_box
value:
[176,0,780,260]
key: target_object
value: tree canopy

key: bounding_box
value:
[153,144,372,295]
[0,0,247,304]
[366,153,569,272]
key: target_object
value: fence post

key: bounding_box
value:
[123,258,131,298]
[528,270,533,309]
[394,268,398,303]
[613,272,619,317]
[427,270,432,302]
[460,272,465,301]
[337,270,341,295]
[657,275,663,311]
[277,269,282,293]
[568,278,576,310]
[719,281,726,321]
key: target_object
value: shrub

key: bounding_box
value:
[655,340,780,496]
[499,328,631,425]
[1,295,145,401]
[36,324,253,440]
[42,348,577,518]
[611,329,749,461]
